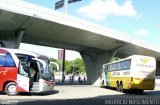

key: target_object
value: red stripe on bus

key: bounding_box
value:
[0,49,9,53]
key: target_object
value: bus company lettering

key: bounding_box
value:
[136,64,153,68]
[140,71,149,74]
[0,69,8,75]
[123,71,130,75]
[112,72,120,76]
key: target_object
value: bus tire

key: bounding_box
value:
[119,82,124,93]
[4,82,18,96]
[138,89,144,94]
[135,89,144,94]
[116,82,119,92]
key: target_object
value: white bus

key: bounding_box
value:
[100,55,156,93]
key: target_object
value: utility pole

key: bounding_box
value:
[64,0,68,14]
[55,0,82,83]
[62,49,65,83]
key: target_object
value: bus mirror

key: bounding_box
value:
[50,62,60,71]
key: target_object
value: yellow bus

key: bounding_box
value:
[100,55,156,93]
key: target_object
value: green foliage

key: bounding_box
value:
[111,57,121,62]
[50,58,57,62]
[74,58,86,75]
[49,57,86,75]
[65,60,72,74]
[65,58,86,75]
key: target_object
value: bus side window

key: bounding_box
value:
[122,61,125,70]
[19,62,28,77]
[117,62,121,70]
[0,53,16,67]
[108,65,110,71]
[110,64,113,71]
[108,65,111,71]
[126,60,131,69]
[104,65,108,72]
[120,62,123,70]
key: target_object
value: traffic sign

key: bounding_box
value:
[55,0,65,10]
[68,0,82,4]
[58,50,64,60]
[55,0,82,10]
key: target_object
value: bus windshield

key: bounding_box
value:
[38,58,54,81]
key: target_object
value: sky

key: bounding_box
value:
[20,0,160,60]
[19,43,81,60]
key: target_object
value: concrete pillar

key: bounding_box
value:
[0,30,24,49]
[15,30,24,49]
[80,51,116,85]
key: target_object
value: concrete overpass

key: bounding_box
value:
[0,0,160,84]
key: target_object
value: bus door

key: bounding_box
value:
[100,65,107,86]
[104,65,110,86]
[17,62,29,92]
[32,58,54,92]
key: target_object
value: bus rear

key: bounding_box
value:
[130,55,156,90]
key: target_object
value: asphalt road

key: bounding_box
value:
[0,85,160,105]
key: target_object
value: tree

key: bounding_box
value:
[65,60,72,74]
[111,57,121,62]
[74,58,86,75]
[64,58,86,75]
[49,57,86,75]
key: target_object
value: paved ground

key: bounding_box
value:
[0,85,160,105]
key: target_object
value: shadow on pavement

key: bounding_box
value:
[1,85,160,105]
[3,89,160,105]
[8,93,160,105]
[20,90,59,96]
[0,90,59,96]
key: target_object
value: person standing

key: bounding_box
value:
[72,74,74,83]
[83,76,86,84]
[78,75,81,83]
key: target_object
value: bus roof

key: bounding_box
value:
[0,48,48,58]
[103,55,155,66]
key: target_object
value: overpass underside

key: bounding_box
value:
[1,0,160,85]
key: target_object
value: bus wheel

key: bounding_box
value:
[135,89,144,94]
[5,82,18,96]
[116,82,119,92]
[119,83,124,92]
[138,89,144,94]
